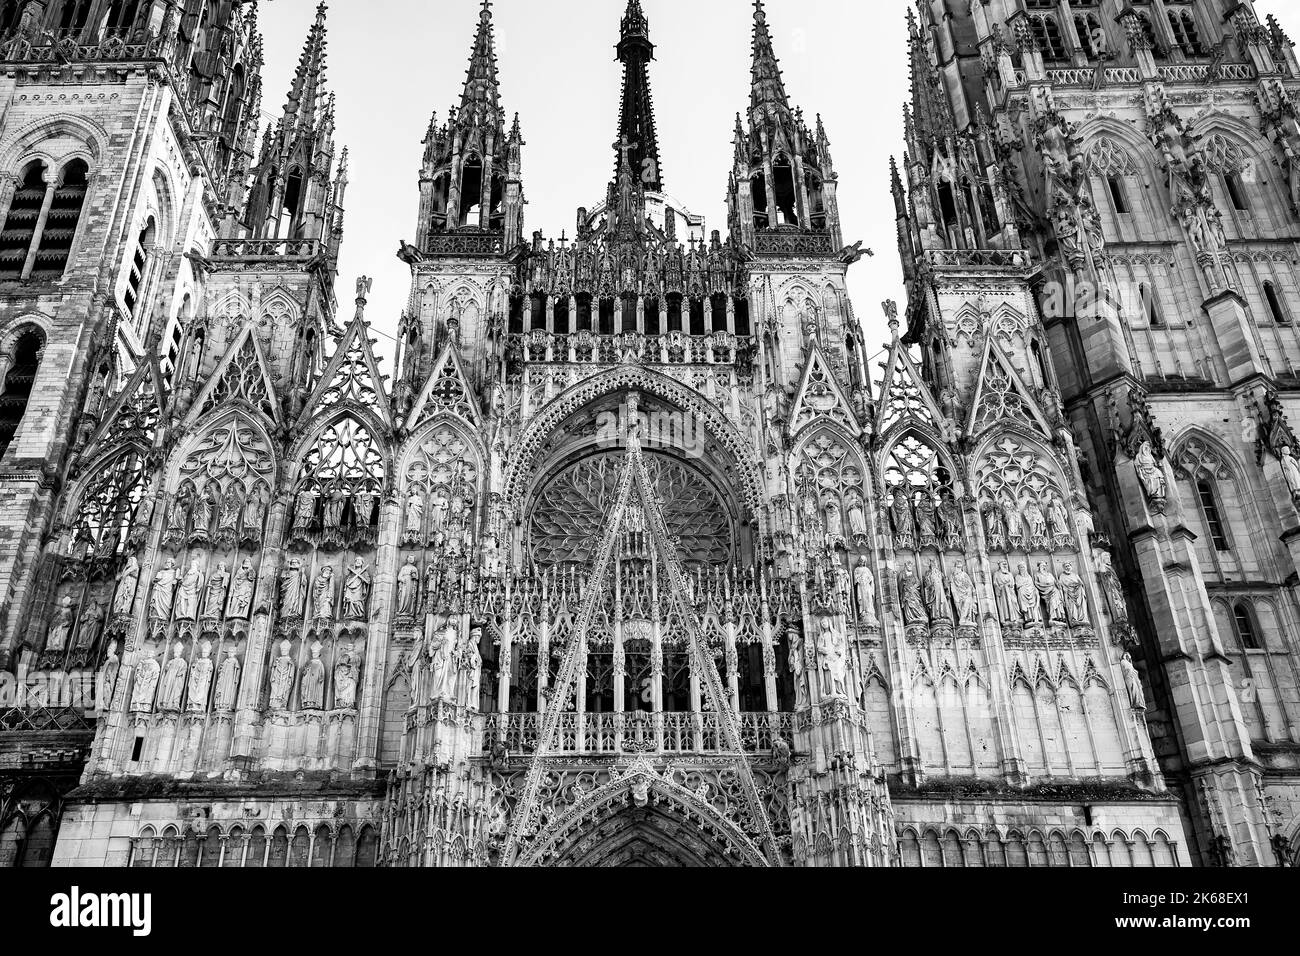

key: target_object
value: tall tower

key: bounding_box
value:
[897,0,1300,866]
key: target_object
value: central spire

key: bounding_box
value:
[614,0,662,194]
[750,0,790,117]
[461,0,501,119]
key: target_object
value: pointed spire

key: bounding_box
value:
[750,0,790,116]
[284,2,330,133]
[614,0,662,193]
[460,0,501,119]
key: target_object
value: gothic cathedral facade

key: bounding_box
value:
[0,0,1291,868]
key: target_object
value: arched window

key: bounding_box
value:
[1195,478,1230,551]
[1167,10,1204,57]
[1223,171,1250,212]
[1137,13,1165,59]
[0,327,45,461]
[710,293,729,333]
[58,0,92,36]
[529,292,547,331]
[32,159,88,280]
[772,155,797,226]
[1139,283,1164,328]
[1107,175,1130,214]
[751,172,769,229]
[1030,15,1067,62]
[1264,281,1289,325]
[733,297,750,337]
[103,0,141,39]
[552,296,570,334]
[220,64,247,160]
[459,155,483,227]
[123,218,155,321]
[431,172,451,228]
[1232,603,1261,651]
[0,161,46,281]
[1075,14,1104,58]
[643,296,660,335]
[281,166,304,237]
[688,296,706,336]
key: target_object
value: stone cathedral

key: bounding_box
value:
[0,0,1294,869]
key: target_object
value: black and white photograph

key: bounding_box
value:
[0,0,1295,936]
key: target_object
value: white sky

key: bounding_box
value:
[254,0,1300,373]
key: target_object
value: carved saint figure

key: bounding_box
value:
[187,641,214,712]
[300,642,326,710]
[847,496,869,539]
[1280,445,1300,503]
[166,493,189,537]
[131,649,161,712]
[157,642,189,711]
[1047,494,1071,542]
[899,564,928,626]
[1015,564,1042,626]
[460,627,483,707]
[1035,563,1066,625]
[815,619,847,699]
[915,494,937,544]
[429,491,450,532]
[397,557,420,617]
[1002,496,1023,548]
[823,499,843,540]
[313,565,336,620]
[889,488,914,547]
[923,561,952,625]
[323,491,346,531]
[481,534,502,578]
[1121,653,1147,711]
[404,486,425,540]
[1022,495,1047,546]
[949,564,978,628]
[74,603,104,650]
[214,646,241,712]
[353,491,376,530]
[787,626,808,710]
[937,490,963,550]
[99,641,121,708]
[984,501,1006,551]
[1134,441,1167,503]
[343,559,371,621]
[853,558,878,628]
[281,558,306,617]
[191,492,213,538]
[429,617,460,701]
[268,640,295,710]
[293,487,316,530]
[113,556,141,617]
[45,595,75,653]
[175,559,204,621]
[150,558,180,622]
[203,561,231,618]
[242,493,265,540]
[217,486,241,534]
[334,644,358,710]
[993,560,1018,625]
[1058,562,1088,626]
[228,560,255,620]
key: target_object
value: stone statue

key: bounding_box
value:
[334,644,358,710]
[822,499,843,539]
[187,641,214,712]
[915,494,937,545]
[131,649,161,712]
[429,491,450,531]
[157,642,188,711]
[166,493,189,538]
[217,486,241,535]
[481,534,502,578]
[174,559,203,621]
[300,642,326,710]
[1047,494,1071,542]
[984,501,1006,551]
[242,492,265,540]
[191,492,213,538]
[343,559,371,621]
[74,602,104,651]
[228,560,255,620]
[1121,653,1146,711]
[150,558,180,622]
[1134,440,1167,504]
[429,617,460,701]
[815,619,847,699]
[313,565,336,620]
[397,557,420,617]
[1035,563,1066,625]
[404,486,425,541]
[949,564,978,628]
[1002,496,1023,548]
[853,558,878,628]
[1022,495,1047,547]
[922,561,952,625]
[1058,563,1088,626]
[353,491,376,530]
[889,488,914,547]
[1280,445,1300,504]
[993,561,1018,625]
[268,640,295,710]
[847,497,868,539]
[281,558,306,617]
[203,561,230,618]
[323,490,346,530]
[112,556,141,617]
[899,564,928,626]
[460,627,483,707]
[1015,564,1042,626]
[292,487,316,530]
[787,626,808,710]
[45,595,75,653]
[937,490,963,550]
[214,646,241,712]
[99,641,121,709]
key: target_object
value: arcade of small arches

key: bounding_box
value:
[897,824,1183,868]
[127,821,380,869]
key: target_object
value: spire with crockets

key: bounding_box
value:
[614,0,663,194]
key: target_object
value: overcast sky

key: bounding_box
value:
[254,0,1300,373]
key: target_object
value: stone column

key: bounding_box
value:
[354,494,401,771]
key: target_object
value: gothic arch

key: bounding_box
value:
[879,425,963,497]
[163,407,277,498]
[520,765,770,867]
[0,113,108,177]
[1075,117,1163,177]
[257,286,302,330]
[398,413,487,481]
[286,406,393,492]
[501,366,765,522]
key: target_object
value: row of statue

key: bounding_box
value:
[278,558,372,623]
[290,485,379,548]
[895,559,1090,631]
[979,492,1075,553]
[162,483,266,550]
[144,557,257,624]
[885,486,966,552]
[268,639,361,711]
[411,617,483,707]
[402,482,476,548]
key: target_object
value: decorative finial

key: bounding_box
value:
[883,300,900,337]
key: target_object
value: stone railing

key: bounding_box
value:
[753,230,836,257]
[208,238,323,261]
[0,31,166,64]
[482,710,794,757]
[925,248,1031,271]
[508,330,755,367]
